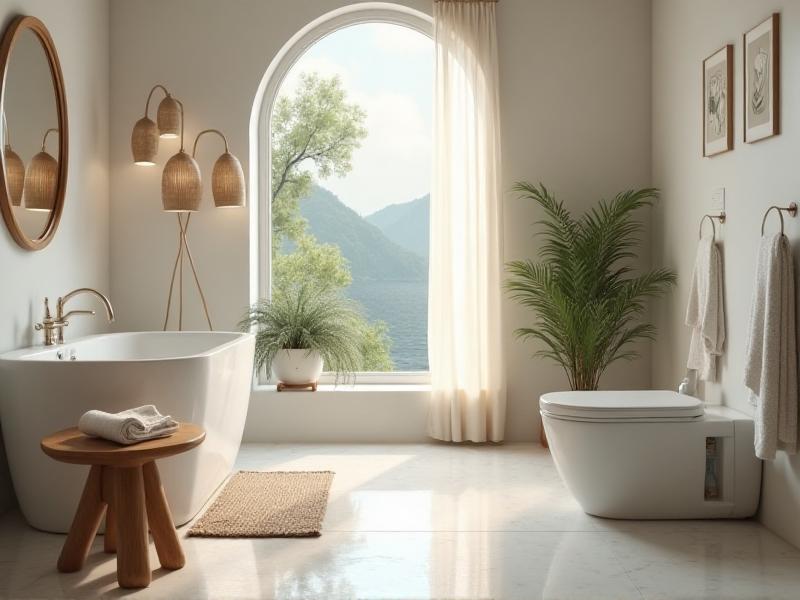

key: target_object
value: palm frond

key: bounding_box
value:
[505,183,675,390]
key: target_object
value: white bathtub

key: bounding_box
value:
[0,331,255,533]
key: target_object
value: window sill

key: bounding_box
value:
[253,383,431,393]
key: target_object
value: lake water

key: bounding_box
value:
[346,280,429,371]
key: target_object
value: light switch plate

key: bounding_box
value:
[711,187,726,211]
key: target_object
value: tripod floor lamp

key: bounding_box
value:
[131,84,245,331]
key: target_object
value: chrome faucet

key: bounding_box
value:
[35,288,115,346]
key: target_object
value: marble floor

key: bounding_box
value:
[1,443,800,599]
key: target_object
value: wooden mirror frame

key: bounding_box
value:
[0,15,68,251]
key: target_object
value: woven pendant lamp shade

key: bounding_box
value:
[162,150,201,211]
[23,150,58,211]
[131,117,159,165]
[212,152,245,207]
[4,145,24,206]
[157,95,181,138]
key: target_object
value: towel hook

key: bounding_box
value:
[699,212,726,241]
[761,203,798,236]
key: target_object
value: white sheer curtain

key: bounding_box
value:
[428,0,505,443]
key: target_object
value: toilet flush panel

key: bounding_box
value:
[706,406,762,518]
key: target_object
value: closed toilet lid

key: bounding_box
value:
[540,390,704,421]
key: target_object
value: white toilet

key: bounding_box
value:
[541,390,762,519]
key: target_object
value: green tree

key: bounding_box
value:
[359,320,394,372]
[271,73,368,247]
[273,234,352,292]
[271,72,393,371]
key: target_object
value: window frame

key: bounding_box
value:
[250,3,433,386]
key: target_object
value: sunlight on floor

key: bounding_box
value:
[1,443,800,599]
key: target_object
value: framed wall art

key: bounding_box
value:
[703,44,733,156]
[744,13,780,143]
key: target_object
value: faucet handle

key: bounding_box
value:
[61,309,95,321]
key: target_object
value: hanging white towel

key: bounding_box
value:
[685,236,725,381]
[78,405,179,445]
[743,233,798,460]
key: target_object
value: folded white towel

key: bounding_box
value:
[78,405,179,445]
[744,234,798,460]
[685,235,725,381]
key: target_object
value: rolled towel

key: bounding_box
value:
[78,405,179,445]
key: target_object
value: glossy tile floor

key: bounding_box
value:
[2,443,800,599]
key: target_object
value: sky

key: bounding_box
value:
[276,23,433,216]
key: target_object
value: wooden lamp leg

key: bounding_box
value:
[114,466,151,588]
[57,465,106,572]
[143,461,185,570]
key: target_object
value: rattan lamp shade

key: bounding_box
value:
[212,152,245,207]
[23,150,58,211]
[162,150,201,211]
[4,145,24,206]
[157,95,181,139]
[131,117,158,165]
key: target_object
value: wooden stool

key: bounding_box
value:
[41,423,205,589]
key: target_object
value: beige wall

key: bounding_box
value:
[651,0,800,546]
[0,0,110,513]
[109,0,653,443]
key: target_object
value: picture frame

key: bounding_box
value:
[744,13,780,143]
[703,45,733,157]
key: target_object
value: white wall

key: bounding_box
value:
[108,0,653,443]
[651,1,800,547]
[0,0,110,513]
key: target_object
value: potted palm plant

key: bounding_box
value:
[240,284,363,389]
[505,183,676,393]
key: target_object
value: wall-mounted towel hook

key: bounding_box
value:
[699,212,726,241]
[761,203,798,236]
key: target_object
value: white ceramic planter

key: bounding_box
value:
[272,349,324,385]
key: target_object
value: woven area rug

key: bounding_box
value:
[188,471,334,538]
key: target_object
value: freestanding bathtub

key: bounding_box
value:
[0,331,255,533]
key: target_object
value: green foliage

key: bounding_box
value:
[240,284,364,383]
[273,234,352,292]
[271,73,368,247]
[268,71,393,371]
[505,183,676,391]
[359,321,394,372]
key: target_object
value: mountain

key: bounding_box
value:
[299,186,426,282]
[365,194,429,259]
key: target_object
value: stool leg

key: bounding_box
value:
[114,466,151,588]
[143,461,185,570]
[102,467,117,554]
[58,465,106,573]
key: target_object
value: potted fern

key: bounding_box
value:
[240,284,363,389]
[505,183,676,391]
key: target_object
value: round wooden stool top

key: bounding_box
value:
[41,423,205,468]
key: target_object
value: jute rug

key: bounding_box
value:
[188,471,335,538]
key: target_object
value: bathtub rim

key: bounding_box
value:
[0,330,255,364]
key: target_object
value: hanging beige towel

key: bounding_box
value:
[685,236,725,381]
[743,233,798,460]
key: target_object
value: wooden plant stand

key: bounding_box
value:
[40,423,205,589]
[277,381,318,392]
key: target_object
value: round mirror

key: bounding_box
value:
[0,16,67,251]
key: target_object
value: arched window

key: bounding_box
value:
[251,4,433,382]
